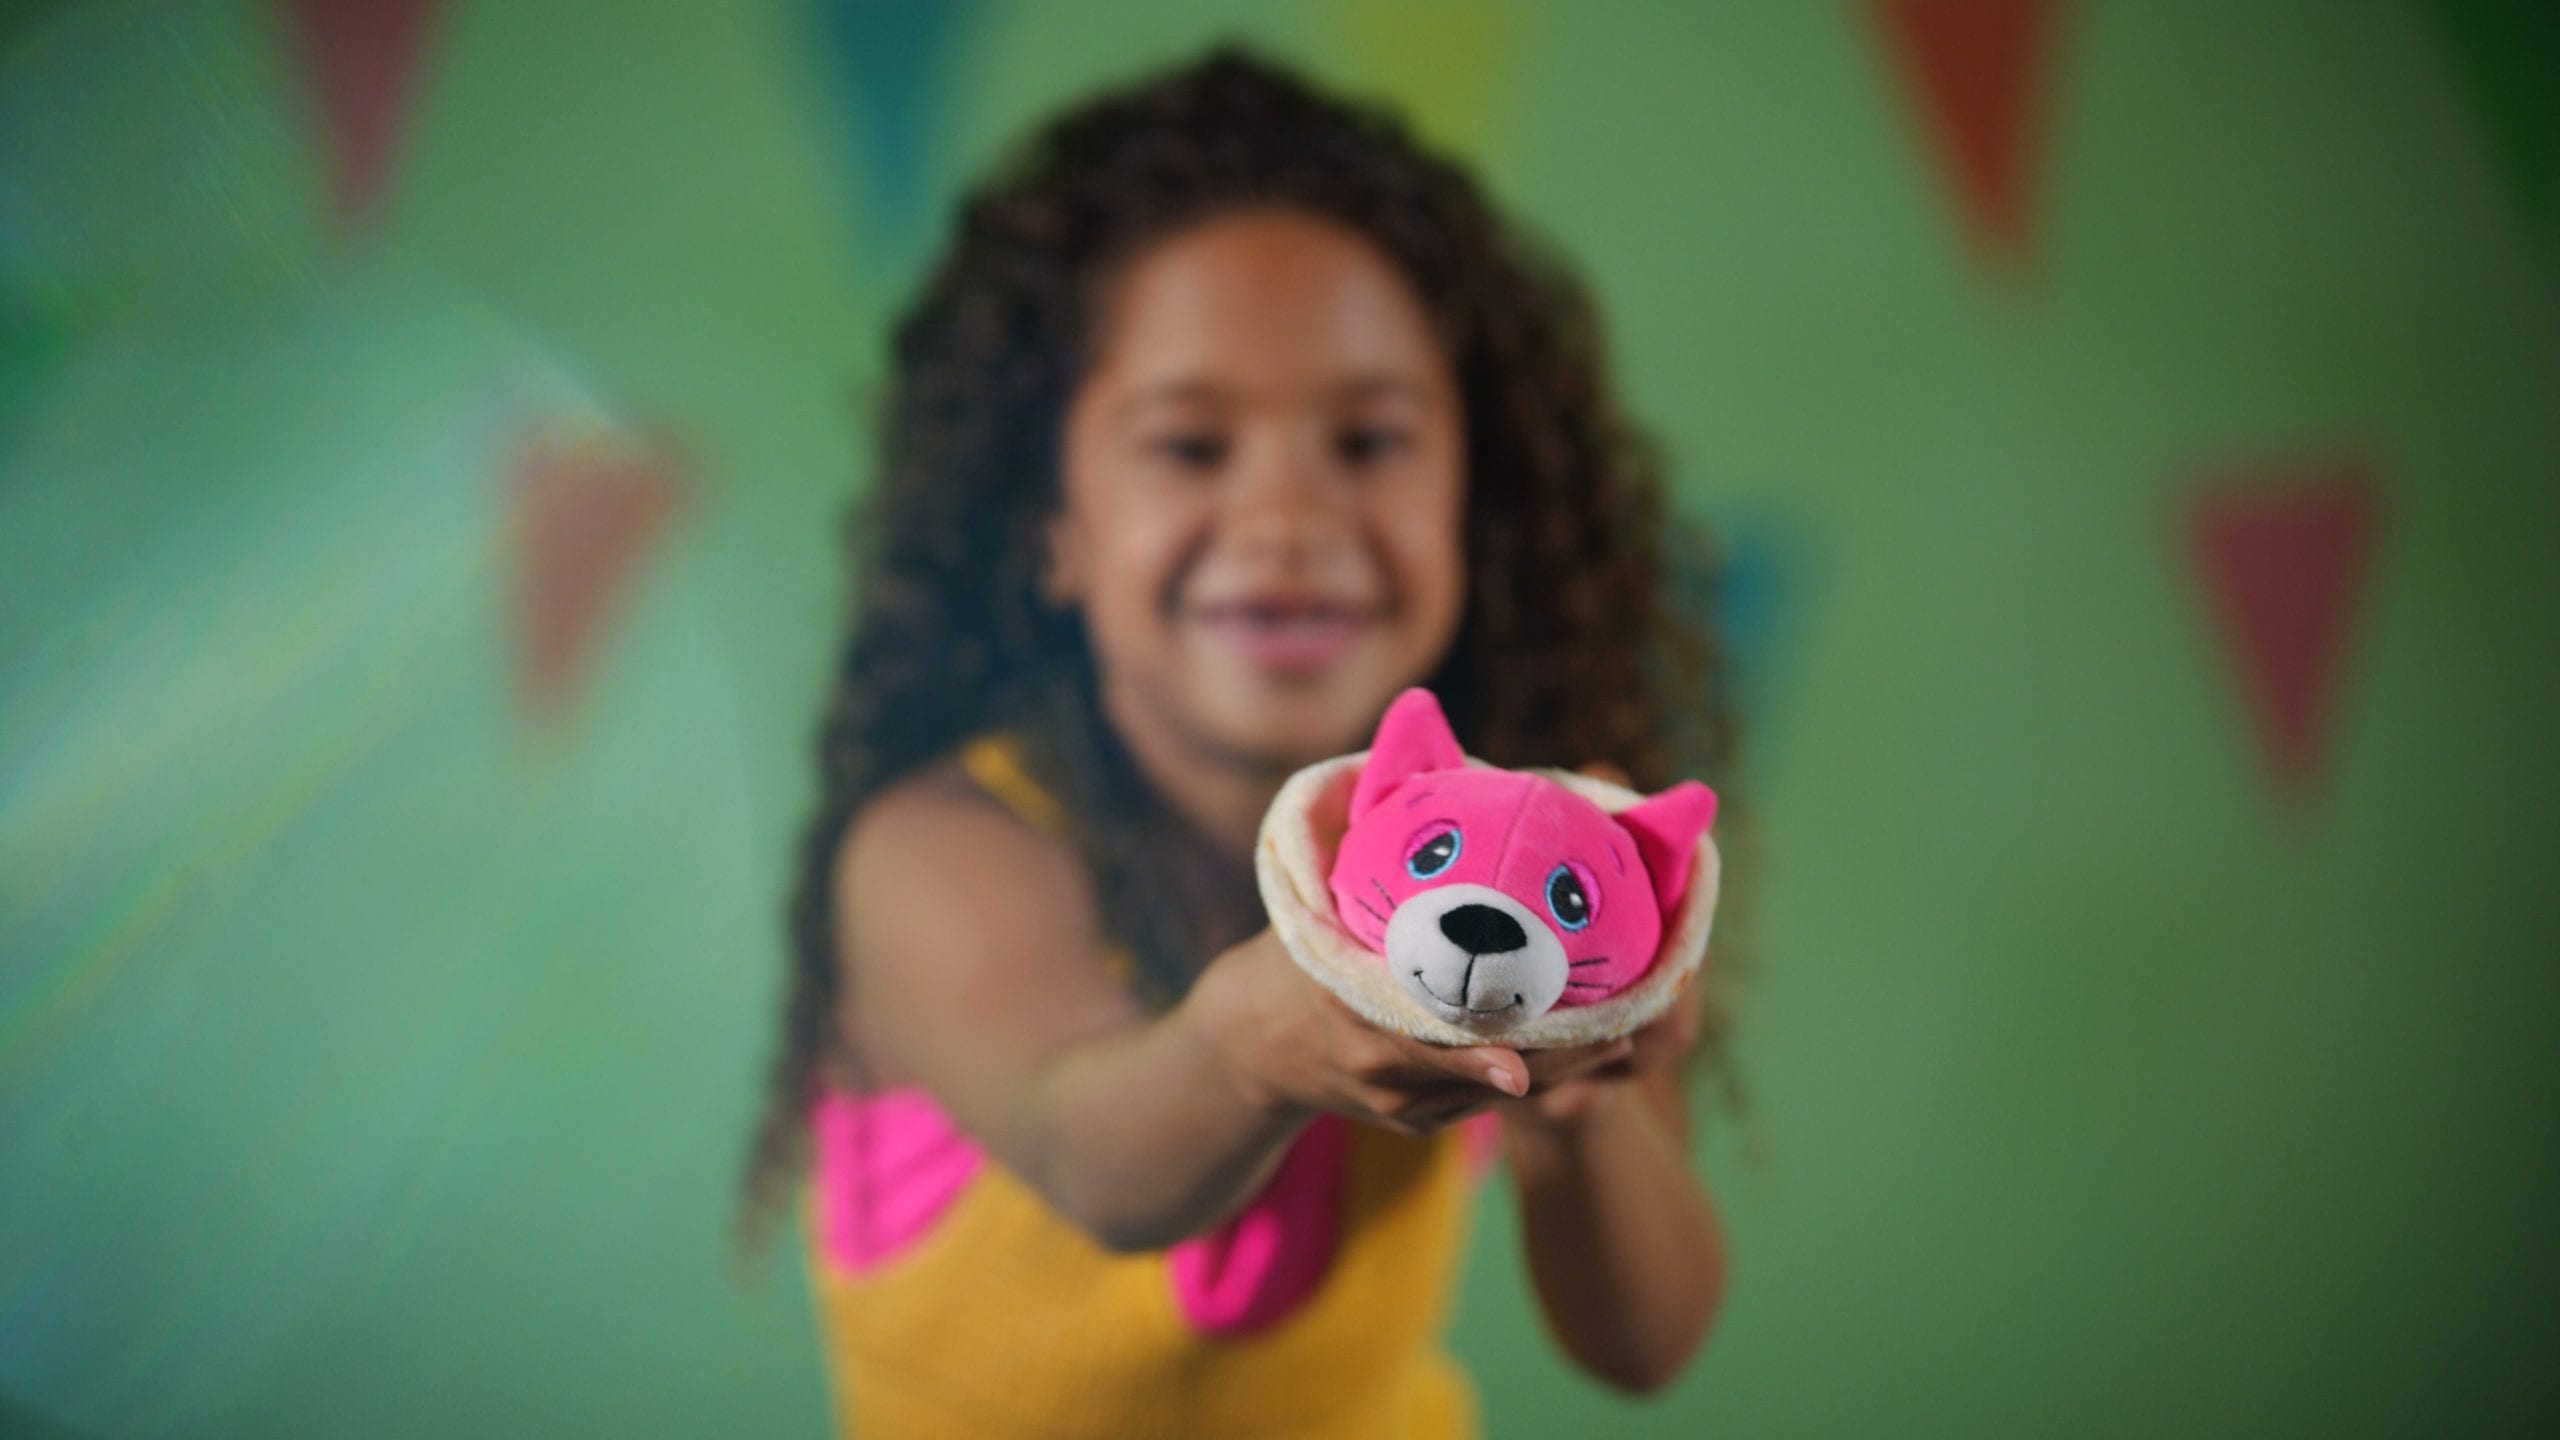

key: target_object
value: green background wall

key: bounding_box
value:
[4,2,2554,1435]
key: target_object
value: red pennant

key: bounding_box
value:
[508,428,684,725]
[2183,463,2383,807]
[1870,0,2065,265]
[279,0,442,232]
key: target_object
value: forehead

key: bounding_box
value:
[1084,209,1455,406]
[1395,773,1625,865]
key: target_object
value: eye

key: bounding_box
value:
[1336,426,1410,466]
[1545,862,1597,932]
[1152,433,1227,471]
[1404,822,1462,880]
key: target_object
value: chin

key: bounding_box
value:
[1198,680,1385,769]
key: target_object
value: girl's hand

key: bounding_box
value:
[1503,757,1705,1131]
[1188,928,1633,1136]
[1505,972,1701,1128]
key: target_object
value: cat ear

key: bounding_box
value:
[1617,781,1718,915]
[1350,688,1465,822]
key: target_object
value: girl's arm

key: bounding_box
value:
[838,771,1616,1252]
[1501,979,1728,1394]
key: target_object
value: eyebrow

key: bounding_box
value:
[1605,841,1625,876]
[1111,372,1441,425]
[1330,374,1438,406]
[1403,788,1436,809]
[1113,379,1228,425]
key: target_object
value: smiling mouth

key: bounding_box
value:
[1412,970,1524,1016]
[1191,602,1379,673]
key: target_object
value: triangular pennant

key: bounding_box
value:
[811,0,983,259]
[1320,0,1526,162]
[1869,0,2066,266]
[1715,520,1810,742]
[1667,514,1812,781]
[277,0,443,233]
[2182,461,2383,808]
[507,426,685,725]
[2422,0,2560,227]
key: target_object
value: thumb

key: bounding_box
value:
[1578,759,1633,788]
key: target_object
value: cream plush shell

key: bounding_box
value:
[1255,748,1721,1049]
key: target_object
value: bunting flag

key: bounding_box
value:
[1718,520,1810,749]
[1868,0,2066,266]
[506,425,685,726]
[1319,0,1526,162]
[1669,515,1812,780]
[2182,461,2383,809]
[277,0,443,233]
[2422,0,2559,228]
[810,0,983,259]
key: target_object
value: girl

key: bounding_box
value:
[743,47,1741,1438]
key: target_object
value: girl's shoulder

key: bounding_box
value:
[949,731,1070,837]
[837,733,1083,910]
[831,732,1126,1080]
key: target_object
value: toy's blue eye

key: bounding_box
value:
[1405,823,1462,880]
[1546,863,1596,932]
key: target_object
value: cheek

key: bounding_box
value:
[1382,499,1465,618]
[1116,521,1190,605]
[1086,496,1207,622]
[1330,820,1399,891]
[1581,899,1662,976]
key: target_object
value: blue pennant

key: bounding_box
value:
[810,0,985,260]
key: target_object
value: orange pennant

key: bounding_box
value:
[507,427,685,726]
[1870,0,2066,266]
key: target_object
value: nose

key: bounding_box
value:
[1440,904,1528,956]
[1230,435,1345,569]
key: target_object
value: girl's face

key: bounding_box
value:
[1049,209,1466,769]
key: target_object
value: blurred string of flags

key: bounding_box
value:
[4,0,2551,809]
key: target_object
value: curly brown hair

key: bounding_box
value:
[739,45,1749,1256]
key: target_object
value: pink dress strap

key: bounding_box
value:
[1165,1114,1353,1334]
[812,1086,985,1272]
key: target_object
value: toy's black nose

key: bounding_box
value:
[1441,904,1527,955]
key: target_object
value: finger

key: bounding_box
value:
[1621,995,1701,1065]
[1399,1087,1497,1132]
[1322,990,1527,1095]
[1355,1078,1481,1121]
[1522,1037,1636,1088]
[1627,1021,1692,1074]
[1404,1039,1527,1097]
[1577,759,1633,787]
[1522,1035,1629,1078]
[1610,981,1703,1062]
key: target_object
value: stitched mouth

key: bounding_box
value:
[1411,970,1523,1016]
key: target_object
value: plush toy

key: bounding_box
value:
[1254,687,1723,1048]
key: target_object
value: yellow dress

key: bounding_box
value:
[806,734,1490,1439]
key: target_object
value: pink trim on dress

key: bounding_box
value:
[812,1086,986,1274]
[1165,1114,1353,1335]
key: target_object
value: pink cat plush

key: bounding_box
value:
[1324,689,1718,1031]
